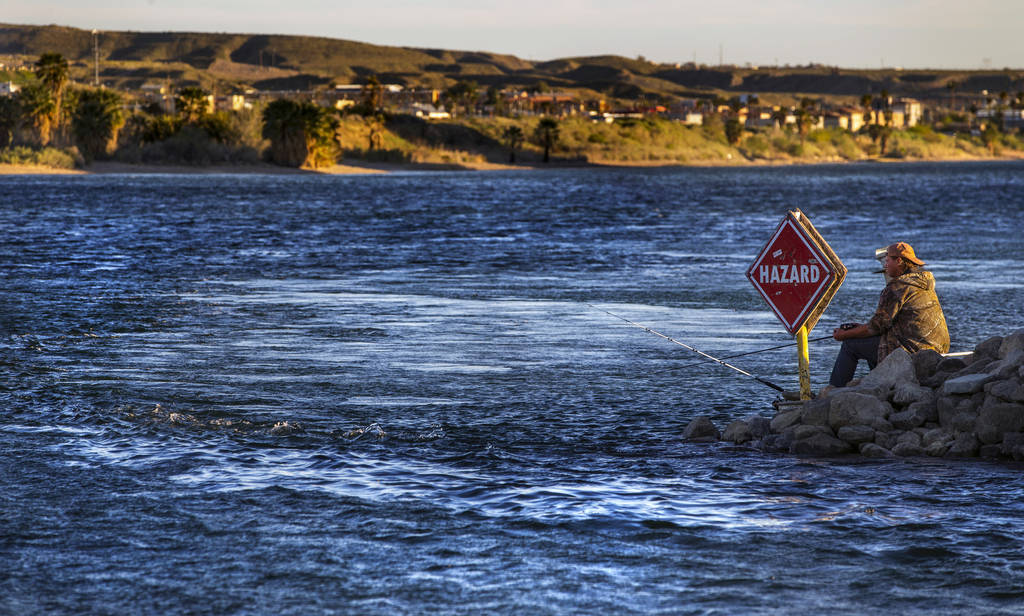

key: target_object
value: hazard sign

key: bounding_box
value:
[747,210,846,335]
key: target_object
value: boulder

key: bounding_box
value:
[950,359,997,379]
[925,440,951,457]
[937,395,962,427]
[936,357,967,373]
[945,433,980,458]
[791,432,854,456]
[985,378,1023,402]
[683,416,720,442]
[747,416,772,439]
[974,336,1004,361]
[874,431,899,450]
[942,373,996,395]
[1001,433,1024,460]
[871,417,894,433]
[975,402,1024,444]
[861,347,917,388]
[986,350,1024,380]
[998,329,1024,359]
[793,424,833,440]
[922,428,953,449]
[829,392,891,431]
[979,444,1003,458]
[923,370,955,389]
[913,349,944,383]
[800,398,832,427]
[951,412,978,433]
[897,431,922,448]
[860,442,895,458]
[892,382,935,407]
[890,406,928,430]
[770,409,802,433]
[893,441,925,457]
[837,424,875,444]
[722,420,753,444]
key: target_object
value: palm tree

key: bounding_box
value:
[533,117,560,163]
[18,83,55,146]
[794,98,817,142]
[502,125,523,163]
[175,87,210,123]
[361,76,384,114]
[0,96,21,148]
[34,53,69,142]
[262,99,339,168]
[71,88,125,162]
[770,106,788,131]
[945,80,957,111]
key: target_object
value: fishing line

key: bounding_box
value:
[674,334,834,369]
[586,303,786,393]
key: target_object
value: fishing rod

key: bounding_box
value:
[586,303,786,393]
[675,334,834,369]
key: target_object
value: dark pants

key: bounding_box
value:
[829,335,881,387]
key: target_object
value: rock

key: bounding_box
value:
[683,416,720,442]
[937,395,961,427]
[985,378,1023,402]
[770,409,802,433]
[922,428,953,448]
[1002,433,1024,460]
[837,425,875,444]
[860,442,895,458]
[871,417,894,433]
[951,359,997,379]
[975,402,1024,444]
[791,432,854,456]
[951,412,978,433]
[747,416,772,439]
[897,431,922,448]
[908,399,938,423]
[979,444,1003,458]
[923,370,955,389]
[998,329,1024,359]
[925,440,951,457]
[974,336,1004,361]
[942,373,996,395]
[722,420,753,444]
[892,441,925,457]
[829,392,891,431]
[890,406,928,430]
[892,382,934,407]
[986,350,1024,379]
[764,430,796,453]
[800,398,831,427]
[793,424,833,440]
[945,433,980,458]
[861,347,917,388]
[844,383,891,401]
[913,349,944,382]
[874,431,899,450]
[936,357,967,373]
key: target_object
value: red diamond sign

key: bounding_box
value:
[747,210,846,335]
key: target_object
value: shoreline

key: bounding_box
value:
[1,153,1022,176]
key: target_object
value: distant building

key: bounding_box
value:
[1,81,22,96]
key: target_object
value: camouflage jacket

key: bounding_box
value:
[866,268,950,361]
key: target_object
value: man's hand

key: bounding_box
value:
[833,323,869,341]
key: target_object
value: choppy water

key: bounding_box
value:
[2,162,1023,615]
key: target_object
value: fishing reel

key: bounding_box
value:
[839,322,859,330]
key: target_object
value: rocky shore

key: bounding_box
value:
[684,329,1024,460]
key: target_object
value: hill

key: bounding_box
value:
[1,23,1022,105]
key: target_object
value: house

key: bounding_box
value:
[823,108,866,132]
[0,81,21,96]
[215,94,248,112]
[891,98,922,127]
[401,102,450,120]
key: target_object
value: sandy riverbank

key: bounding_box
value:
[1,154,1022,176]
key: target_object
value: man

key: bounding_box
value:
[828,242,950,388]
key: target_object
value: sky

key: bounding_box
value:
[3,0,1021,69]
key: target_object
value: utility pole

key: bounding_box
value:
[92,29,99,86]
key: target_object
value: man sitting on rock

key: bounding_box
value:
[827,242,950,391]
